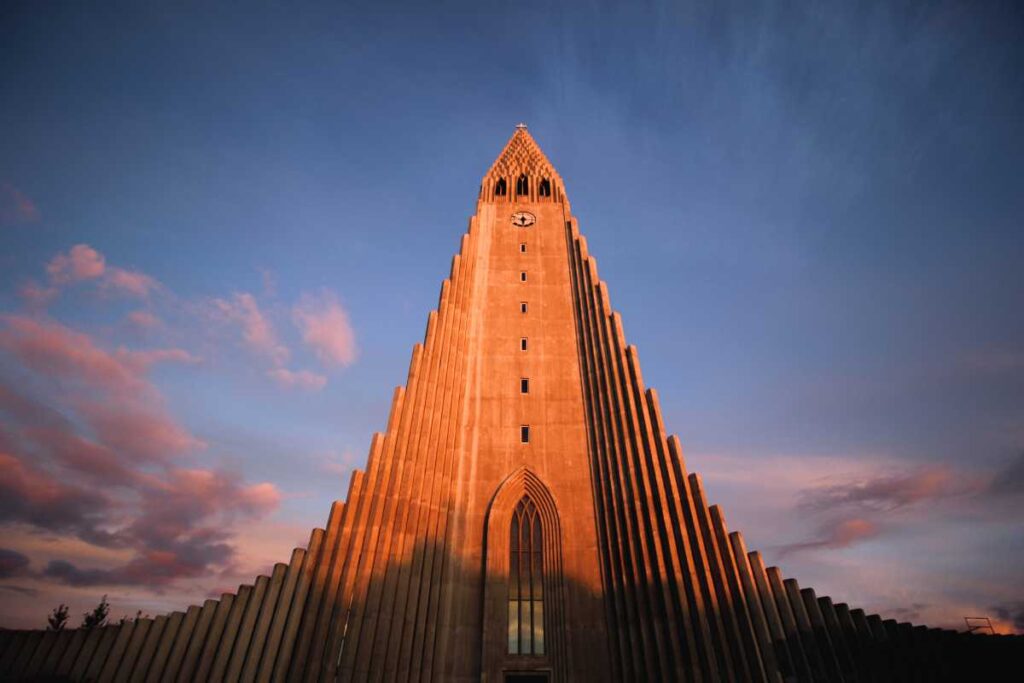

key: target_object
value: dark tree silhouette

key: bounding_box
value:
[47,603,69,631]
[81,595,110,629]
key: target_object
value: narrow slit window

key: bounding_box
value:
[521,378,529,394]
[520,425,530,443]
[520,302,528,314]
[520,337,528,351]
[520,243,527,253]
[520,271,527,282]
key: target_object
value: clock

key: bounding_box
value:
[511,212,536,227]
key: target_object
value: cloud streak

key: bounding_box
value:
[0,183,39,224]
[267,367,327,391]
[778,517,881,556]
[797,465,983,512]
[210,292,290,366]
[36,244,163,303]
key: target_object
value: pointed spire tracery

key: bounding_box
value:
[482,126,566,204]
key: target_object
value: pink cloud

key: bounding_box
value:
[798,465,983,512]
[211,292,290,365]
[149,469,281,519]
[0,183,39,224]
[239,482,283,512]
[39,244,161,302]
[293,290,357,367]
[0,407,280,587]
[267,367,327,391]
[778,516,881,556]
[1,315,146,394]
[0,316,198,397]
[0,315,202,462]
[0,452,112,542]
[76,402,204,461]
[17,280,58,309]
[46,244,105,284]
[0,283,287,598]
[104,267,160,298]
[116,347,200,370]
[126,309,162,330]
[40,464,283,586]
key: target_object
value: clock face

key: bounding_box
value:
[511,211,536,227]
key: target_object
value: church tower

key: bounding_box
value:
[1,127,1020,682]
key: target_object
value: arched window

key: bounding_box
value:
[516,174,529,197]
[495,178,507,197]
[508,497,544,655]
[538,178,551,198]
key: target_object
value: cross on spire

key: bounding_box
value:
[515,122,528,130]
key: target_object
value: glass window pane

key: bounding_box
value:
[525,594,533,654]
[509,552,519,599]
[532,551,543,598]
[533,600,545,654]
[508,600,519,654]
[510,515,519,551]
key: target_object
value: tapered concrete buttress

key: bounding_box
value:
[209,585,252,682]
[192,594,234,682]
[129,614,168,682]
[98,619,137,682]
[113,617,152,682]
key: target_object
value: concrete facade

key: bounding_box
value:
[0,127,1021,682]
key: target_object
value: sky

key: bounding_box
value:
[0,0,1022,633]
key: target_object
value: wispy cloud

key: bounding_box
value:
[293,289,357,368]
[778,517,881,557]
[209,292,290,366]
[266,367,327,391]
[989,452,1024,496]
[208,291,331,391]
[797,465,983,512]
[46,244,105,284]
[103,267,161,299]
[30,244,164,307]
[0,183,39,225]
[126,309,162,330]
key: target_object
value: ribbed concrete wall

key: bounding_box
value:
[1,128,1020,682]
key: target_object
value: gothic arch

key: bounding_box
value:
[482,468,569,681]
[538,178,551,198]
[515,173,529,198]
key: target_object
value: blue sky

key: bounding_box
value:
[1,1,1022,631]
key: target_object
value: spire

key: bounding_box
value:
[482,124,566,204]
